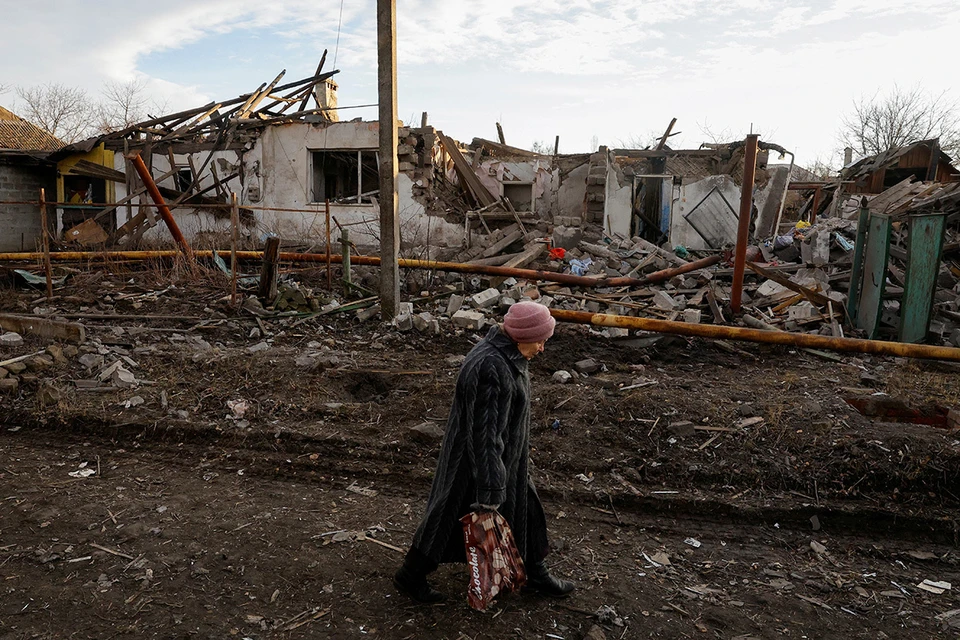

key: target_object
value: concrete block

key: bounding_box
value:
[683,309,702,324]
[0,332,24,347]
[398,302,414,315]
[445,294,465,316]
[452,310,485,330]
[471,288,501,309]
[652,290,678,310]
[394,313,413,332]
[413,312,438,334]
[356,305,381,322]
[0,314,85,344]
[574,358,600,374]
[78,353,104,370]
[538,296,554,308]
[552,225,583,250]
[409,421,445,442]
[246,341,271,354]
[552,370,573,384]
[788,301,817,321]
[0,378,17,394]
[602,328,629,338]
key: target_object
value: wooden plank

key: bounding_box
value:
[746,262,843,316]
[899,213,946,343]
[481,229,523,258]
[437,132,498,208]
[501,243,544,269]
[299,51,327,113]
[0,314,85,344]
[857,213,892,339]
[258,236,281,302]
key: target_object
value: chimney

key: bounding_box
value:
[843,147,853,166]
[317,79,339,122]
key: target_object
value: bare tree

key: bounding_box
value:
[96,78,151,133]
[15,83,96,143]
[530,140,553,154]
[840,85,960,160]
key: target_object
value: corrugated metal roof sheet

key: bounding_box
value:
[0,106,65,151]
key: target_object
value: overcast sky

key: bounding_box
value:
[3,0,959,166]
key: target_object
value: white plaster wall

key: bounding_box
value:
[114,121,462,249]
[670,175,740,251]
[475,159,553,216]
[603,162,633,239]
[556,163,588,220]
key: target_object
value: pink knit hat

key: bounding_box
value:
[503,301,556,343]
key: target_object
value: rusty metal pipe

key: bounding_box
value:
[549,309,960,362]
[731,134,759,314]
[127,153,194,259]
[635,255,722,285]
[0,250,720,289]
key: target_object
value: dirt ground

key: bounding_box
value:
[2,264,960,639]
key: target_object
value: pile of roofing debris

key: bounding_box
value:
[1,56,958,352]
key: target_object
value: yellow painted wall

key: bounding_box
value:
[56,144,116,204]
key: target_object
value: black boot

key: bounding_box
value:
[525,561,575,597]
[394,548,445,603]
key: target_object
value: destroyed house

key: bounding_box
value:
[0,106,62,251]
[843,139,960,194]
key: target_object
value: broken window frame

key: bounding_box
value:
[310,149,379,205]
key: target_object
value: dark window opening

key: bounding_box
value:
[175,167,194,194]
[883,167,927,189]
[312,150,379,203]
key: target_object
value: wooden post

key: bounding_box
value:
[378,0,400,318]
[730,134,760,314]
[325,199,332,290]
[258,235,280,303]
[553,135,560,156]
[230,192,239,307]
[496,122,506,145]
[341,228,352,289]
[39,188,53,300]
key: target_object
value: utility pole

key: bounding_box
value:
[377,0,400,319]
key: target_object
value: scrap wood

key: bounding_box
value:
[278,607,329,632]
[0,350,46,369]
[89,543,135,560]
[437,131,499,208]
[746,262,844,316]
[365,537,404,553]
[610,471,642,496]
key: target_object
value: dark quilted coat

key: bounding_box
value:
[411,325,550,565]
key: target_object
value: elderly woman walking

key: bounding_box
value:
[394,301,576,603]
